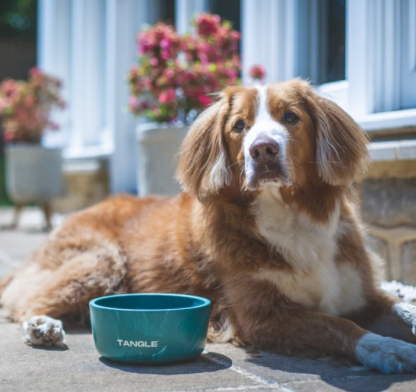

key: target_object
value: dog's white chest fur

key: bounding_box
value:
[252,185,365,316]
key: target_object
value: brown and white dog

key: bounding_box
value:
[1,80,416,373]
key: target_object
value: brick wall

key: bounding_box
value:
[356,159,416,284]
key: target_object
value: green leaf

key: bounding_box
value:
[208,63,217,72]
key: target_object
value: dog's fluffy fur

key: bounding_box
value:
[2,80,416,373]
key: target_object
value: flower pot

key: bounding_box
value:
[6,144,64,204]
[136,123,188,197]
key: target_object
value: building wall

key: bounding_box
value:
[36,0,416,282]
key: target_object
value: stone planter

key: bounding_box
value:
[136,122,188,197]
[6,144,64,204]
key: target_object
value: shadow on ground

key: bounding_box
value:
[247,354,416,392]
[63,325,233,376]
[99,352,232,375]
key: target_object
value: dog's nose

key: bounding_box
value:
[249,137,280,162]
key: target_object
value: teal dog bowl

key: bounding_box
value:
[89,293,211,364]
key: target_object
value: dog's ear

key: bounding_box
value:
[176,98,232,200]
[304,88,369,185]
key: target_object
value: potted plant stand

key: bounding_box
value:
[136,122,188,197]
[5,144,64,230]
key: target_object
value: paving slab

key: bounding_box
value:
[0,207,50,268]
[207,343,375,385]
[0,309,258,392]
[281,375,416,392]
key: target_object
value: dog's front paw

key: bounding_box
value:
[394,303,416,335]
[23,315,66,348]
[356,333,416,374]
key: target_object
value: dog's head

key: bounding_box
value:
[177,79,368,200]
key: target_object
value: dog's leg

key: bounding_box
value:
[348,292,416,344]
[225,279,416,374]
[245,309,416,374]
[22,315,66,348]
[12,247,126,348]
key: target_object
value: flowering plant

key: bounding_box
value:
[128,14,266,124]
[0,67,65,143]
[249,65,266,81]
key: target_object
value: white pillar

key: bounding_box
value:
[241,0,298,83]
[70,0,106,150]
[106,0,154,194]
[175,0,207,35]
[37,0,72,147]
[377,0,401,112]
[401,0,416,110]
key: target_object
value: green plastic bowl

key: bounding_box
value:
[89,293,211,364]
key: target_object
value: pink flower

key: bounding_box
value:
[197,94,212,108]
[3,130,14,142]
[128,95,137,111]
[24,96,35,108]
[160,38,172,50]
[48,121,60,131]
[57,99,66,109]
[127,14,245,123]
[29,67,42,78]
[139,100,152,110]
[249,65,266,81]
[164,69,174,79]
[159,88,176,103]
[1,80,18,100]
[195,14,221,36]
[0,68,65,143]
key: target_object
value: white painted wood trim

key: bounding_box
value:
[401,0,416,109]
[241,0,298,83]
[318,81,349,112]
[175,0,207,35]
[346,0,372,117]
[105,0,155,194]
[358,108,416,132]
[70,0,106,149]
[37,0,72,148]
[369,140,416,162]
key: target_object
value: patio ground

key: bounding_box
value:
[1,207,416,392]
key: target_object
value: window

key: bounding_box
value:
[0,0,37,81]
[158,0,176,25]
[325,0,346,83]
[297,0,346,85]
[206,0,241,32]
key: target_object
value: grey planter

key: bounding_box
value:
[136,123,188,197]
[6,144,64,204]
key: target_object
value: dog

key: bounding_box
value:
[2,79,416,374]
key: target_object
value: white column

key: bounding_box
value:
[175,0,207,35]
[346,0,373,118]
[70,0,106,150]
[106,0,154,194]
[401,0,416,109]
[369,0,401,113]
[37,0,72,147]
[297,0,327,84]
[347,0,404,117]
[241,0,298,83]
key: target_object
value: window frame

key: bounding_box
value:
[320,0,416,131]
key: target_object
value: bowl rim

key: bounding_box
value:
[89,293,211,312]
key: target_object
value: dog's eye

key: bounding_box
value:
[233,120,245,132]
[284,112,299,125]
